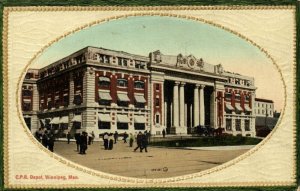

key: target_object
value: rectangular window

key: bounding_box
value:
[155,114,160,124]
[155,98,160,107]
[23,103,32,111]
[117,79,128,87]
[99,100,111,106]
[245,120,250,131]
[134,123,145,130]
[225,92,231,101]
[22,89,32,96]
[235,93,241,101]
[155,84,160,91]
[117,123,128,130]
[226,119,232,131]
[98,121,111,129]
[235,119,241,131]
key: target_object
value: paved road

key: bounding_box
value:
[54,141,250,179]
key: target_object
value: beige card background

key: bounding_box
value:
[4,6,296,188]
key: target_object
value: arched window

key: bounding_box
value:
[134,81,144,89]
[117,79,128,87]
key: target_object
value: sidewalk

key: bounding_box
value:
[185,145,256,151]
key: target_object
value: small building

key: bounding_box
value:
[254,98,274,117]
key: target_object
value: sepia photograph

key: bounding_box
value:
[21,15,284,179]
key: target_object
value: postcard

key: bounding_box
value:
[2,5,297,189]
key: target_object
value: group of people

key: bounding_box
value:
[74,131,90,154]
[101,131,150,152]
[35,127,55,152]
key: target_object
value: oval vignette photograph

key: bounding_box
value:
[21,16,285,179]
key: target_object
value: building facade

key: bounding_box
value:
[22,46,257,138]
[254,98,274,117]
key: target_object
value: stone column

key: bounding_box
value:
[179,82,185,127]
[193,84,199,127]
[173,82,179,128]
[199,85,205,126]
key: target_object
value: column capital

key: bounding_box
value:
[174,81,180,86]
[200,84,206,89]
[180,82,186,86]
[195,84,200,88]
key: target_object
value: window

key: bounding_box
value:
[73,122,81,129]
[98,77,110,88]
[245,120,250,131]
[134,123,145,130]
[258,110,260,114]
[99,100,111,106]
[23,102,32,111]
[117,79,128,87]
[235,119,241,131]
[235,93,241,101]
[135,102,144,108]
[155,98,160,107]
[63,95,69,107]
[22,90,32,96]
[98,121,111,129]
[73,94,82,105]
[155,114,160,124]
[225,92,231,101]
[226,119,232,131]
[155,84,160,91]
[134,81,144,89]
[47,101,52,109]
[117,123,128,130]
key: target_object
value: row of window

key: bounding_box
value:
[256,102,273,108]
[225,118,251,131]
[98,77,145,89]
[94,53,147,69]
[256,109,273,116]
[98,122,146,130]
[224,92,250,102]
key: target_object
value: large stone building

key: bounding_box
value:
[22,46,257,138]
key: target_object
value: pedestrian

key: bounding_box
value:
[79,132,88,154]
[123,131,128,143]
[129,133,134,147]
[42,130,49,148]
[114,131,118,144]
[141,132,149,153]
[162,129,166,138]
[48,133,55,152]
[75,133,81,152]
[67,131,71,144]
[108,133,114,150]
[91,131,95,144]
[134,132,138,142]
[103,132,109,150]
[134,131,143,152]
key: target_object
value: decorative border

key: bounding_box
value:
[2,5,297,189]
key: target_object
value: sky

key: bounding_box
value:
[31,16,284,111]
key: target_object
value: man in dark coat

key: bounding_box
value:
[162,129,166,138]
[74,133,81,152]
[79,132,88,154]
[113,131,118,144]
[141,132,149,153]
[134,131,143,152]
[48,133,55,152]
[123,132,128,143]
[67,131,71,144]
[103,132,109,150]
[42,130,49,148]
